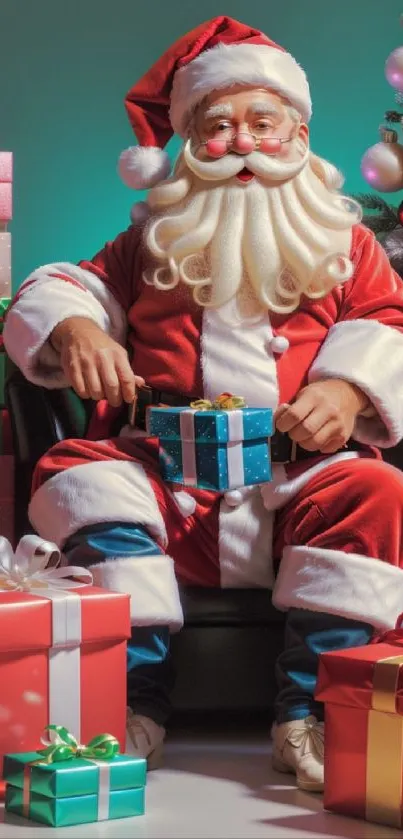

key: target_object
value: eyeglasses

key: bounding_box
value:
[200,131,293,159]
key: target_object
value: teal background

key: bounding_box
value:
[1,0,402,289]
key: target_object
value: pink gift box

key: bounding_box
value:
[0,184,12,221]
[0,153,12,184]
[0,584,130,779]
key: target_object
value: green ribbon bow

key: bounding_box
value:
[38,725,120,764]
[0,297,11,336]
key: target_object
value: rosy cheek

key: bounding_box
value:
[259,137,282,155]
[205,138,228,158]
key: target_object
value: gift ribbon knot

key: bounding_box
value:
[190,392,246,411]
[373,611,403,647]
[38,725,120,764]
[0,534,92,592]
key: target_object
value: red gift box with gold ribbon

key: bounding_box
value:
[316,619,403,829]
[0,536,131,779]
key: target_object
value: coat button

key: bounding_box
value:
[270,335,290,354]
[224,489,243,507]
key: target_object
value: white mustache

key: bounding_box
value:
[183,139,310,184]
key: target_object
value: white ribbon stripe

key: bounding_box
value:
[226,411,245,489]
[0,535,93,741]
[179,408,246,489]
[179,409,197,486]
[40,730,111,819]
[94,761,111,820]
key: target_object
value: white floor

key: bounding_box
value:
[0,726,400,839]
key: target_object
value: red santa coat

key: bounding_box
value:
[4,222,403,630]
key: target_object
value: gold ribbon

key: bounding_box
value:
[366,654,403,827]
[190,393,246,411]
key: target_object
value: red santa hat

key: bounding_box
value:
[119,16,312,191]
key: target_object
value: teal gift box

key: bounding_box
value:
[149,400,273,491]
[4,744,146,827]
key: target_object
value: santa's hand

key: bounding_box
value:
[275,379,369,455]
[50,317,144,407]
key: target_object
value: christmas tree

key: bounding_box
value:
[356,14,403,268]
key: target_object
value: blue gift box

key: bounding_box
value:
[149,406,273,491]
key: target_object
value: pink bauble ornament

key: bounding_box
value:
[385,46,403,93]
[361,129,403,192]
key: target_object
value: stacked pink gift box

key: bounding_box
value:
[0,153,14,545]
[0,152,12,298]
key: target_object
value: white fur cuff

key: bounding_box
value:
[89,555,183,632]
[272,545,403,630]
[3,262,127,388]
[29,459,168,548]
[309,319,403,447]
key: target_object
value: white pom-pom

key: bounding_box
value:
[118,146,171,190]
[224,489,243,507]
[270,335,290,355]
[130,201,151,226]
[173,491,197,518]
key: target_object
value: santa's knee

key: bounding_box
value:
[336,456,403,511]
[29,450,167,546]
[28,451,183,630]
[66,521,183,632]
[273,457,403,630]
[31,438,85,498]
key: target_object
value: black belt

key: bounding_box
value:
[133,387,360,464]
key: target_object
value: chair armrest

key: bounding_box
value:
[5,367,93,467]
[5,366,94,541]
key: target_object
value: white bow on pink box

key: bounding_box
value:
[0,534,92,592]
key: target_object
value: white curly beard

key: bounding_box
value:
[142,139,361,316]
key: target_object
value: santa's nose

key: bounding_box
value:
[231,132,255,155]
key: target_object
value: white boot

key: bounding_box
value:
[272,715,324,792]
[126,708,166,770]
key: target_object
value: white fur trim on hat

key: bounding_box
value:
[170,42,312,136]
[118,146,171,190]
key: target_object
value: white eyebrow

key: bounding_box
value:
[249,102,281,117]
[204,102,234,120]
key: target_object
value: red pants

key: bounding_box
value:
[30,438,403,630]
[274,455,403,563]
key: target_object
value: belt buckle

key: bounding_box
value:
[129,385,169,429]
[276,441,304,464]
[288,440,298,464]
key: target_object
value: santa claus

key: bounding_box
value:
[4,16,403,792]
